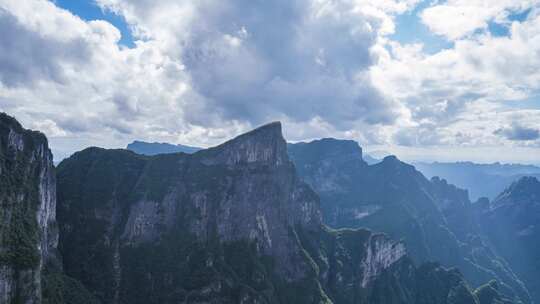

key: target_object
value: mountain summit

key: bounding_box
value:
[493,176,540,206]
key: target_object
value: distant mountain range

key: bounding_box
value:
[127,140,540,201]
[126,140,201,155]
[414,161,540,200]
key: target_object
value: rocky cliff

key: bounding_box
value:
[475,177,540,303]
[288,138,530,304]
[57,122,482,304]
[0,113,57,303]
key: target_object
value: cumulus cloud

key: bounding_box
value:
[0,0,204,150]
[420,0,537,40]
[371,4,540,151]
[0,8,90,87]
[96,0,405,129]
[0,0,417,161]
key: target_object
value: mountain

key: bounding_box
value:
[0,113,58,303]
[288,138,530,304]
[126,140,201,155]
[0,113,97,304]
[0,113,526,304]
[475,177,540,304]
[414,162,540,201]
[56,123,484,304]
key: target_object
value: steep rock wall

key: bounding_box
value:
[0,113,58,304]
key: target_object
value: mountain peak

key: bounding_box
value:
[0,112,23,131]
[494,176,540,206]
[514,176,540,186]
[287,137,365,166]
[198,121,287,166]
[504,176,539,195]
[237,121,282,139]
[381,155,400,164]
[0,112,48,149]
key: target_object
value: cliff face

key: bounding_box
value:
[57,122,480,304]
[0,113,58,304]
[475,177,540,303]
[288,139,530,304]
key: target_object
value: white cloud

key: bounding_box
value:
[100,0,406,129]
[0,0,414,161]
[421,0,538,40]
[0,0,539,163]
[0,0,207,156]
[371,5,540,151]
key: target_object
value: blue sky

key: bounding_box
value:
[1,0,539,164]
[54,0,135,47]
[389,1,454,54]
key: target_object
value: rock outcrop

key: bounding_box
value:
[57,122,481,304]
[0,113,57,303]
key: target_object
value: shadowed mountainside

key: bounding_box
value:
[56,123,484,304]
[288,138,530,304]
[475,177,540,304]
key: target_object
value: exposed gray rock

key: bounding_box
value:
[361,234,406,287]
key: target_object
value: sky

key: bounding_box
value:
[0,0,539,164]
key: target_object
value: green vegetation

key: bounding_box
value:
[42,272,101,304]
[0,115,44,271]
[119,231,278,304]
[2,206,40,269]
[474,280,515,304]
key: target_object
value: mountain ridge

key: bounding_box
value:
[475,176,540,303]
[55,121,485,303]
[414,161,540,200]
[0,113,532,303]
[288,137,531,304]
[126,140,201,155]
